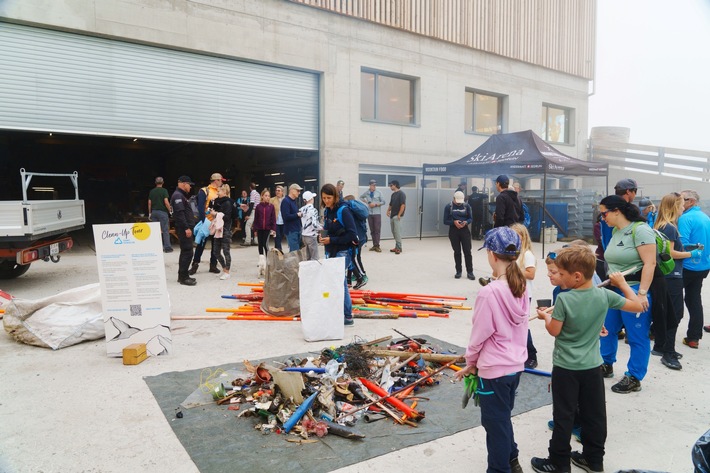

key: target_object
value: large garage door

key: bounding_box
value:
[0,23,319,150]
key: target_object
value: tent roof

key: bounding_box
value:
[423,130,608,177]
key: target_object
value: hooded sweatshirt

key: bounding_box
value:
[494,189,524,227]
[464,280,529,379]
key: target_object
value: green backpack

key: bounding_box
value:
[631,222,675,276]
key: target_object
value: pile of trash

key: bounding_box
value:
[203,332,463,441]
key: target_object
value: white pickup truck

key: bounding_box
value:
[0,169,86,279]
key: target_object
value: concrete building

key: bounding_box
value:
[0,0,597,236]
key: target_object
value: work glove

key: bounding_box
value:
[461,373,480,409]
[691,249,703,259]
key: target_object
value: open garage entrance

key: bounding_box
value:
[0,130,320,227]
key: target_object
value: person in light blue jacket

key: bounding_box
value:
[678,190,710,347]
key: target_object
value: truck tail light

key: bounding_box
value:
[21,249,39,264]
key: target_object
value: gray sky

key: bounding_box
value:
[589,0,710,151]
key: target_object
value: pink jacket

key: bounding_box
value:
[464,280,529,379]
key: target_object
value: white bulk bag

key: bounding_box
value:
[298,258,345,342]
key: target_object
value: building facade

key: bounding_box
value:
[0,0,596,236]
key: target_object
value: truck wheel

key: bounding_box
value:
[0,261,31,279]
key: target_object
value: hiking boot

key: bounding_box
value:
[188,262,199,275]
[454,272,462,279]
[209,266,220,274]
[672,351,683,359]
[467,272,475,280]
[704,325,710,333]
[570,451,603,472]
[510,457,524,473]
[547,420,582,442]
[369,246,376,251]
[661,353,682,370]
[373,246,382,252]
[683,338,699,349]
[178,276,197,286]
[611,374,641,394]
[525,359,538,369]
[354,275,369,290]
[531,456,570,472]
[600,363,614,378]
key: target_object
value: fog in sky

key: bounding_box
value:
[589,0,710,151]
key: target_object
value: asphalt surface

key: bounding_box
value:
[1,232,708,473]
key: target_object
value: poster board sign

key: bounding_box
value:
[93,222,171,357]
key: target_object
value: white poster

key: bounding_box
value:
[93,222,172,357]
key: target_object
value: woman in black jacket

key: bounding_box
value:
[444,191,474,279]
[211,184,234,280]
[318,183,358,326]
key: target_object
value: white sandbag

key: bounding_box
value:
[3,283,104,349]
[298,258,345,342]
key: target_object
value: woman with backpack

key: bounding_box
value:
[343,195,369,290]
[597,195,657,393]
[318,183,358,326]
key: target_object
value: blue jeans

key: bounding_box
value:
[150,210,171,250]
[286,230,302,252]
[329,249,352,321]
[275,224,284,251]
[478,373,521,473]
[600,286,651,380]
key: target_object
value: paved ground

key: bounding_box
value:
[1,233,708,473]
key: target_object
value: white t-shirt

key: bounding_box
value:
[520,249,536,294]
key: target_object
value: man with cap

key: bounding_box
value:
[170,176,197,286]
[493,175,524,228]
[281,183,304,252]
[386,180,406,254]
[638,197,656,228]
[360,179,385,252]
[468,185,487,240]
[188,173,225,275]
[678,190,710,347]
[600,178,639,251]
[336,180,345,200]
[444,191,474,279]
[147,176,173,253]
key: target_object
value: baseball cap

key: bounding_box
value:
[495,175,509,186]
[638,197,653,210]
[453,191,465,204]
[369,179,377,185]
[210,173,225,181]
[479,227,521,256]
[289,183,303,191]
[177,176,194,185]
[302,190,316,201]
[614,178,638,191]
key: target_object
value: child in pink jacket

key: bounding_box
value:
[455,226,529,473]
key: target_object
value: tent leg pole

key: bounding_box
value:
[542,170,547,258]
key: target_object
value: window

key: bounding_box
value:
[465,90,504,134]
[361,69,416,125]
[541,104,572,144]
[388,174,416,188]
[359,174,386,187]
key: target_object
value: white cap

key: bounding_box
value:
[302,191,316,202]
[453,191,465,203]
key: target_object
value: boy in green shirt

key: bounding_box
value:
[531,246,643,473]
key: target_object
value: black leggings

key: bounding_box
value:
[257,229,270,255]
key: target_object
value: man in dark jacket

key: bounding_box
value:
[281,183,304,252]
[468,185,487,239]
[170,176,197,286]
[493,174,524,227]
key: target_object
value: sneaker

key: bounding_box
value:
[650,349,663,356]
[672,351,684,360]
[163,247,174,253]
[467,272,475,280]
[178,277,197,286]
[344,318,354,326]
[373,246,382,253]
[546,420,581,442]
[570,451,603,472]
[531,456,570,472]
[617,329,625,340]
[369,246,376,251]
[209,266,220,274]
[219,273,231,280]
[683,338,699,349]
[188,262,199,275]
[600,363,613,378]
[661,353,682,370]
[704,325,710,333]
[454,272,462,279]
[510,457,524,473]
[525,359,538,369]
[611,374,642,394]
[353,275,368,290]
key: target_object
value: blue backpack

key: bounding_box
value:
[522,202,531,228]
[336,200,369,244]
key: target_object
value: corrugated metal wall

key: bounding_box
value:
[288,0,596,79]
[0,22,320,150]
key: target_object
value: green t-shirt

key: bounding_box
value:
[149,187,169,212]
[552,287,626,370]
[604,222,655,273]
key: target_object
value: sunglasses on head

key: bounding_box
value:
[547,252,557,260]
[684,198,693,202]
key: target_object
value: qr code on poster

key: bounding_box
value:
[129,304,143,317]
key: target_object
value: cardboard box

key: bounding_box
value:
[122,343,148,365]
